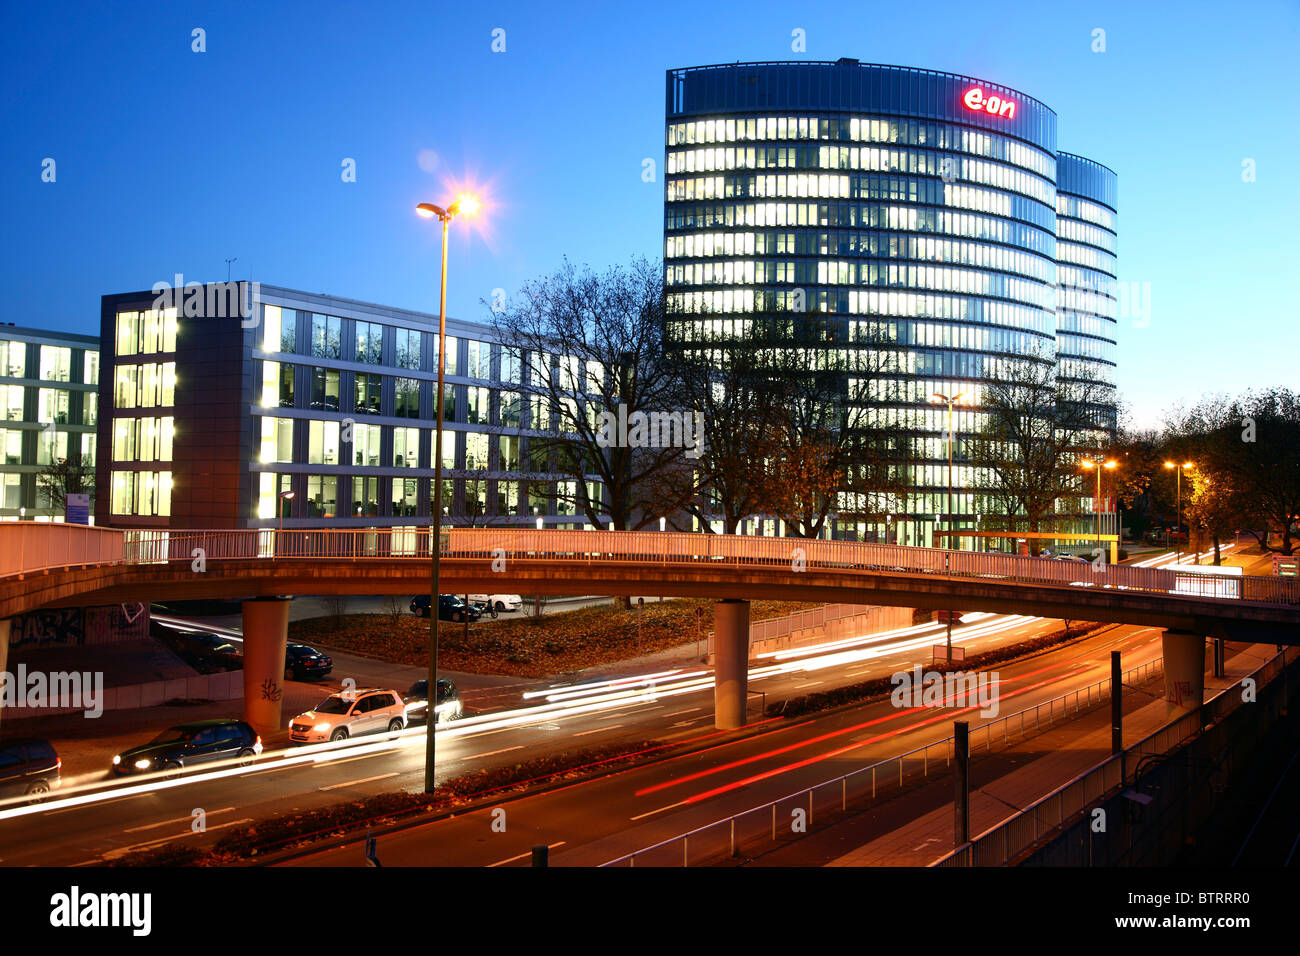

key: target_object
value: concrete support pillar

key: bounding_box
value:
[0,618,9,734]
[242,597,291,740]
[1161,629,1207,715]
[713,599,750,730]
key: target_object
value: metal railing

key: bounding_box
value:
[0,523,126,578]
[3,524,1298,608]
[600,658,1164,867]
[932,651,1287,866]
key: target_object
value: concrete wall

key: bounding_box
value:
[709,604,913,662]
[1,668,243,720]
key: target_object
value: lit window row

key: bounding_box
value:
[0,340,25,378]
[112,416,174,462]
[667,202,1055,257]
[1056,333,1117,362]
[665,116,1056,179]
[667,145,1053,205]
[1056,195,1116,232]
[1056,216,1118,254]
[1057,288,1118,320]
[1057,265,1118,298]
[115,309,178,356]
[1056,239,1117,275]
[113,362,176,409]
[1056,312,1118,339]
[110,469,171,516]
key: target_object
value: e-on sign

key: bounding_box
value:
[962,87,1016,119]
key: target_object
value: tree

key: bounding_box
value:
[36,452,95,515]
[491,257,686,532]
[965,348,1112,552]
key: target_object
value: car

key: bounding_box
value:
[402,678,463,725]
[285,643,333,681]
[289,688,407,744]
[409,594,482,622]
[112,719,261,775]
[0,738,61,802]
[467,593,523,613]
[182,630,243,659]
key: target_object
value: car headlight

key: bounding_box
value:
[112,754,121,765]
[134,758,152,770]
[313,722,332,732]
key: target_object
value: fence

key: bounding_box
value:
[932,651,1287,866]
[600,658,1164,866]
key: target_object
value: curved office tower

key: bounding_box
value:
[663,59,1117,544]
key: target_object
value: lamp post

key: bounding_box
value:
[277,490,295,535]
[928,391,967,549]
[415,194,479,793]
[1080,458,1118,558]
[1164,461,1193,562]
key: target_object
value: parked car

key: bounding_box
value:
[468,593,523,613]
[112,719,261,775]
[0,738,61,802]
[402,678,463,725]
[289,689,406,744]
[409,595,482,622]
[285,643,333,681]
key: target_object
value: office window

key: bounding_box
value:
[466,340,490,379]
[2,473,20,510]
[352,423,381,467]
[1,429,21,465]
[39,346,71,382]
[83,351,99,385]
[464,478,486,516]
[111,469,172,516]
[393,426,419,468]
[441,383,457,421]
[307,420,340,465]
[435,334,457,375]
[394,377,420,418]
[2,385,24,421]
[395,328,422,370]
[465,432,488,470]
[466,386,489,425]
[0,340,25,378]
[500,347,521,384]
[80,431,96,462]
[115,311,138,356]
[307,475,337,518]
[278,364,295,407]
[260,416,294,464]
[355,320,384,364]
[310,368,340,411]
[38,388,69,424]
[392,477,418,517]
[497,435,520,471]
[354,373,381,414]
[263,305,297,354]
[36,428,68,466]
[353,476,379,517]
[499,391,521,428]
[311,313,342,359]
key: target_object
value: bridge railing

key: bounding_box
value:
[104,526,1300,608]
[599,657,1164,867]
[0,523,126,577]
[3,524,1298,609]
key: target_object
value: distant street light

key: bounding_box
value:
[1080,458,1118,557]
[928,392,967,549]
[1164,461,1194,562]
[415,193,481,794]
[277,490,295,535]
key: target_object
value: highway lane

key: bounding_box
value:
[281,622,1178,867]
[0,609,1091,865]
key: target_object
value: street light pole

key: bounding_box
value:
[1164,461,1193,563]
[1080,458,1117,559]
[928,391,966,549]
[416,196,479,793]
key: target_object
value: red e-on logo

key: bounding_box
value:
[963,87,1016,119]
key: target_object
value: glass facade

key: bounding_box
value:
[665,60,1117,542]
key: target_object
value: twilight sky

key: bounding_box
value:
[1,0,1295,429]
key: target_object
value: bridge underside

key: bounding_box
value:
[10,558,1299,646]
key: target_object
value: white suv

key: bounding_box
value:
[289,689,406,744]
[468,593,523,612]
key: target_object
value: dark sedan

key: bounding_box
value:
[285,643,333,681]
[409,595,482,623]
[111,719,261,776]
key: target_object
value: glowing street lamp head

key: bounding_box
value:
[415,202,440,219]
[1103,460,1117,470]
[451,195,480,217]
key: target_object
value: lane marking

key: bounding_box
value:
[487,841,566,868]
[663,708,702,718]
[42,791,150,815]
[464,746,524,761]
[630,800,689,821]
[318,772,399,792]
[574,726,621,736]
[125,807,235,834]
[101,817,254,860]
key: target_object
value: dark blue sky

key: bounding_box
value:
[2,0,1295,427]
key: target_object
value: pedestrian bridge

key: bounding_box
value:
[2,524,1298,643]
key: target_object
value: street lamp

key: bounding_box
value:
[1164,461,1194,562]
[277,490,295,535]
[928,391,967,549]
[1080,458,1118,558]
[415,193,480,793]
